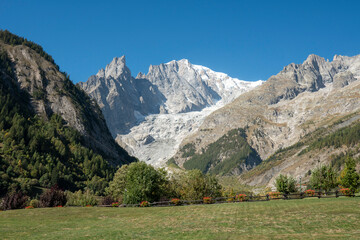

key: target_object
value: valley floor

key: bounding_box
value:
[1,197,359,239]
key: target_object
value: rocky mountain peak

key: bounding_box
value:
[136,72,146,79]
[103,56,130,79]
[333,54,344,61]
[303,54,325,65]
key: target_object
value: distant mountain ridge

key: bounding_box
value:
[80,57,262,165]
[171,53,360,179]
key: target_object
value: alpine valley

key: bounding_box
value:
[81,53,360,188]
[1,29,360,193]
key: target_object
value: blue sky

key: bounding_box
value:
[1,0,359,83]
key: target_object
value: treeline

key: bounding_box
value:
[299,121,360,156]
[1,162,225,210]
[106,162,222,204]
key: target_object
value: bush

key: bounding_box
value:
[340,188,352,196]
[170,198,181,206]
[66,190,98,206]
[173,170,222,201]
[203,197,212,204]
[112,202,120,207]
[101,196,114,206]
[1,192,29,210]
[236,194,247,202]
[39,186,67,207]
[275,174,297,194]
[140,201,149,207]
[29,199,40,208]
[222,188,236,202]
[305,189,315,196]
[268,192,281,199]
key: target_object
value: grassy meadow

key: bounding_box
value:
[1,197,360,239]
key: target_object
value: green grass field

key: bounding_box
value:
[1,197,360,239]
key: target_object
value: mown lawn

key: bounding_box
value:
[1,197,359,239]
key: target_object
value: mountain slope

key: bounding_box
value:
[171,54,360,177]
[81,58,262,166]
[0,30,135,195]
[241,113,360,188]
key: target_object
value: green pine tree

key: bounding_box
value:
[339,157,360,194]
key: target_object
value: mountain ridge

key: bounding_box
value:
[80,57,262,165]
[170,53,360,178]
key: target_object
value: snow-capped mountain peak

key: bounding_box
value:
[81,57,263,166]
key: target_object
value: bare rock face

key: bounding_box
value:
[81,58,262,165]
[172,54,360,178]
[78,56,165,135]
[145,59,261,113]
[1,42,134,165]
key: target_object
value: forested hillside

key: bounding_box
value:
[175,128,261,175]
[0,30,135,196]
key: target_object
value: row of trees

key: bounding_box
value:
[275,157,360,194]
[106,162,222,204]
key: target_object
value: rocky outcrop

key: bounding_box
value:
[145,59,261,113]
[78,56,165,135]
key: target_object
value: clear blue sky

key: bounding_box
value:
[1,0,359,83]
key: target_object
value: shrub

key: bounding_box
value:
[174,170,222,201]
[222,188,236,202]
[236,194,247,202]
[275,174,297,194]
[29,199,40,208]
[140,201,149,207]
[101,196,114,206]
[112,202,120,207]
[65,190,98,207]
[227,197,235,203]
[340,188,352,196]
[170,198,181,206]
[25,206,34,209]
[305,189,315,196]
[268,192,281,199]
[1,192,29,210]
[39,186,66,207]
[203,197,212,204]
